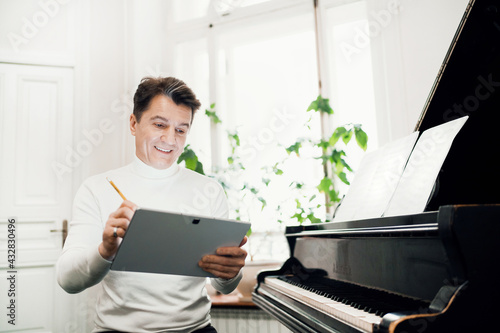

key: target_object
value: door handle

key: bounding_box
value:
[50,219,68,247]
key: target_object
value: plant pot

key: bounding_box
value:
[236,260,282,302]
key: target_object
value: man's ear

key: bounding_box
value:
[130,114,137,136]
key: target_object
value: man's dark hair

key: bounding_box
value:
[133,76,201,123]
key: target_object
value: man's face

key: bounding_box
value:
[130,94,192,170]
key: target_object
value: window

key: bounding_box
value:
[214,12,323,232]
[323,0,379,192]
[168,0,378,234]
[173,38,212,167]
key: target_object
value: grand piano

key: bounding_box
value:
[252,0,500,332]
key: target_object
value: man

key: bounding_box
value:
[56,77,247,333]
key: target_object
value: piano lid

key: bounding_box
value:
[415,0,500,211]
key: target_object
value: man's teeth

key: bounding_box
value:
[155,146,172,153]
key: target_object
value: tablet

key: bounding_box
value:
[110,208,250,277]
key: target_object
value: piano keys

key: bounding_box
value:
[261,276,403,332]
[253,0,500,331]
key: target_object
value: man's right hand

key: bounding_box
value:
[98,200,137,260]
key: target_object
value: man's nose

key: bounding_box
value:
[161,128,176,144]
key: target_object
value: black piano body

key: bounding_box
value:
[253,0,500,332]
[253,205,500,332]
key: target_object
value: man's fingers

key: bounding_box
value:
[109,200,137,218]
[109,206,135,220]
[216,246,247,258]
[201,254,245,266]
[120,200,138,211]
[107,223,127,239]
[106,217,129,233]
[203,268,239,280]
[239,236,248,247]
[198,260,242,279]
[99,201,137,260]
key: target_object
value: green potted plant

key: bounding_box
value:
[279,95,368,225]
[179,99,368,300]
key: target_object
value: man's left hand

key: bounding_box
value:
[199,236,248,279]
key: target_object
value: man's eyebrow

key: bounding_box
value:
[149,115,190,128]
[149,115,168,122]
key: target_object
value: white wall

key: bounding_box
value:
[368,0,470,145]
[80,0,129,178]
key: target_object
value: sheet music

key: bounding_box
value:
[384,116,468,217]
[333,132,419,221]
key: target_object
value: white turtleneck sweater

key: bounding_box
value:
[56,157,242,333]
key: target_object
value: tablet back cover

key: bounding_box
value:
[110,208,250,277]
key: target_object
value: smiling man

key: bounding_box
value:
[56,77,247,333]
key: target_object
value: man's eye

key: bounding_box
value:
[176,128,186,134]
[154,123,165,128]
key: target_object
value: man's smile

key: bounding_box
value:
[154,146,173,153]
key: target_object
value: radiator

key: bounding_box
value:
[210,308,292,333]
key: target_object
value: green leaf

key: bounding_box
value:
[331,150,352,174]
[342,129,353,145]
[354,126,368,151]
[178,145,199,171]
[317,177,341,203]
[307,99,318,112]
[330,149,346,165]
[194,161,205,175]
[205,103,222,124]
[205,110,222,124]
[307,95,334,114]
[295,198,301,208]
[337,171,350,185]
[329,189,341,203]
[291,212,304,223]
[339,159,352,173]
[307,213,322,224]
[290,181,303,189]
[185,158,197,170]
[329,127,347,146]
[228,132,241,146]
[273,163,284,175]
[285,141,302,156]
[317,177,333,193]
[258,197,267,210]
[316,139,330,150]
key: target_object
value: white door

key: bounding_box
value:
[0,63,81,333]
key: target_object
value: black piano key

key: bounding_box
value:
[277,275,430,317]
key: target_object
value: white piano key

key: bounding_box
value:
[265,277,382,332]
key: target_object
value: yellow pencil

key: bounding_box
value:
[106,177,127,201]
